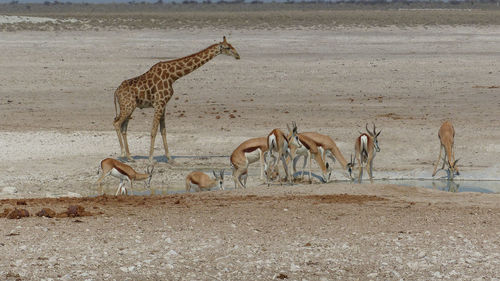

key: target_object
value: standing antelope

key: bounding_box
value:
[432,121,459,179]
[185,170,224,192]
[354,123,381,183]
[96,158,154,195]
[291,132,354,180]
[287,125,333,183]
[230,137,268,189]
[265,124,300,186]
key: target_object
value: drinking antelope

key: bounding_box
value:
[265,124,300,186]
[185,170,224,192]
[354,123,381,183]
[96,158,154,195]
[230,137,268,189]
[287,125,333,183]
[291,132,354,180]
[432,121,459,179]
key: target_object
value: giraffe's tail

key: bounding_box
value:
[113,89,119,122]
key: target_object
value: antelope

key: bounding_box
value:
[264,124,300,186]
[185,170,224,192]
[354,123,381,183]
[287,125,333,183]
[230,137,268,189]
[96,158,154,195]
[432,121,459,179]
[291,132,354,180]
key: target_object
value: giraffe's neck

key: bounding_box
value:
[164,43,220,82]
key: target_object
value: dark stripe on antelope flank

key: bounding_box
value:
[242,146,259,153]
[190,177,200,185]
[114,165,129,178]
[299,135,311,150]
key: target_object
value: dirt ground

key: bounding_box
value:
[1,11,500,280]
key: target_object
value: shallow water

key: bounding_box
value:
[374,179,500,194]
[93,178,500,197]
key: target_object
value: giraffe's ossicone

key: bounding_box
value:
[113,36,240,162]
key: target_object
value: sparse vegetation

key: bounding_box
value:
[1,2,500,31]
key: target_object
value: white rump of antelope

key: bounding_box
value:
[264,126,299,186]
[432,121,459,179]
[354,123,381,183]
[96,158,154,195]
[185,170,224,192]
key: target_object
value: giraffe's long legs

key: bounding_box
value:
[113,100,135,161]
[159,115,172,161]
[149,108,164,163]
[121,118,134,162]
[113,116,127,159]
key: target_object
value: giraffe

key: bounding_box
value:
[113,36,240,162]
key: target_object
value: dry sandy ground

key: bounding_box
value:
[1,25,500,279]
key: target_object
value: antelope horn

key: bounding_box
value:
[365,123,371,136]
[372,122,377,135]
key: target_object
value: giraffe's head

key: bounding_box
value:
[219,36,240,60]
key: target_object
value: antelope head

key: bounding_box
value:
[213,170,225,190]
[321,162,333,183]
[366,123,381,152]
[287,121,302,149]
[447,159,460,179]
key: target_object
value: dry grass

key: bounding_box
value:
[2,3,500,31]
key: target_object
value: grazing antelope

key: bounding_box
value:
[432,121,459,179]
[287,126,333,183]
[230,137,268,189]
[185,170,224,192]
[292,132,354,180]
[354,123,381,183]
[96,158,154,195]
[265,124,300,186]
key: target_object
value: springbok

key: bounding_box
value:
[96,158,154,195]
[432,121,459,179]
[264,124,300,186]
[230,137,269,189]
[287,125,333,183]
[185,170,224,192]
[291,132,353,180]
[354,123,381,183]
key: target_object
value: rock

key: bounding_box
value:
[275,273,288,279]
[7,208,30,219]
[167,250,179,256]
[59,205,90,217]
[433,271,443,278]
[1,208,13,218]
[1,186,18,194]
[418,251,426,259]
[36,208,56,218]
[407,262,419,271]
[290,263,300,272]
